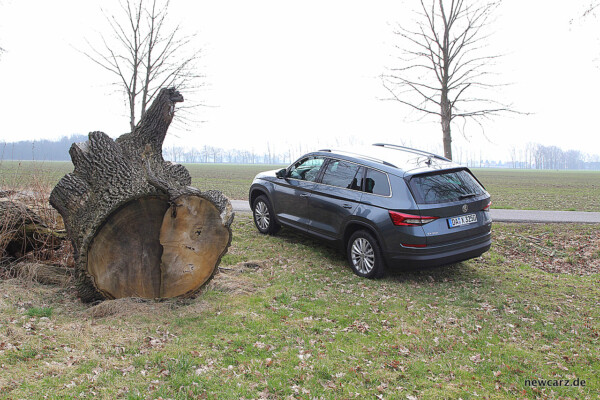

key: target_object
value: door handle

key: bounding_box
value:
[342,203,353,209]
[300,193,310,198]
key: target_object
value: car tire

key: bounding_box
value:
[347,230,385,279]
[252,195,280,235]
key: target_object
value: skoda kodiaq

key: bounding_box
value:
[249,144,492,278]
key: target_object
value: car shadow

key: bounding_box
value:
[272,227,478,284]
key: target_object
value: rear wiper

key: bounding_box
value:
[459,193,477,200]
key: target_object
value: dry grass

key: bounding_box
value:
[85,298,170,320]
[1,162,69,277]
[206,261,265,295]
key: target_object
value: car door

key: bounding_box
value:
[308,158,364,240]
[271,156,326,231]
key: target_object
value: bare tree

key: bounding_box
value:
[85,0,201,132]
[584,1,600,17]
[382,0,515,160]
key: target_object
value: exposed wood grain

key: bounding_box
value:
[49,88,233,301]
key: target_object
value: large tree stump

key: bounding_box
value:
[49,88,233,302]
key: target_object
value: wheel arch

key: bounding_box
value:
[249,185,271,208]
[343,220,384,251]
[249,186,281,225]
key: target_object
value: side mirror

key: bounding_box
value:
[275,168,287,179]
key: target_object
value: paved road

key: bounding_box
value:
[231,200,600,223]
[489,209,600,223]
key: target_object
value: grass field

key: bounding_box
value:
[1,160,600,398]
[2,161,600,211]
[1,216,599,399]
[473,168,600,212]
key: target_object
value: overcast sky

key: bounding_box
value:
[0,0,598,162]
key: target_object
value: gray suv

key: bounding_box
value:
[249,144,492,278]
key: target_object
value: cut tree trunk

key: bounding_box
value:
[49,88,233,302]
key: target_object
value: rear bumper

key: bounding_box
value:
[384,231,492,269]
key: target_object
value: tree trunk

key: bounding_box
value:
[440,93,453,160]
[49,88,233,302]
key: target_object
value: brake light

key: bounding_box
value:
[482,201,492,211]
[389,211,438,226]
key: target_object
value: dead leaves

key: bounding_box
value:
[493,224,600,275]
[343,320,370,334]
[469,353,484,364]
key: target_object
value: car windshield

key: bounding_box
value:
[408,169,485,204]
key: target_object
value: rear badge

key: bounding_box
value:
[462,204,468,213]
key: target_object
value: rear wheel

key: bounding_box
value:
[347,230,385,278]
[252,195,280,234]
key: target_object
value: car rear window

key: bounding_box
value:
[408,169,485,204]
[364,168,390,196]
[321,160,362,190]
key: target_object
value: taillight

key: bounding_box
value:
[401,243,427,248]
[389,211,438,226]
[482,201,492,211]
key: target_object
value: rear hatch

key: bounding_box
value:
[406,168,491,246]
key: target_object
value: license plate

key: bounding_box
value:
[448,213,477,228]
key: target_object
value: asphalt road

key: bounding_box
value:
[230,200,600,223]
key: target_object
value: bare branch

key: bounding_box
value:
[84,0,202,131]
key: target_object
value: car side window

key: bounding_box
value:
[321,159,363,190]
[364,168,390,196]
[288,157,325,182]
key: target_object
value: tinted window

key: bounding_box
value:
[409,169,485,204]
[321,159,362,190]
[364,168,390,196]
[288,157,324,182]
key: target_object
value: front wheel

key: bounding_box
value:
[252,195,280,234]
[347,230,385,278]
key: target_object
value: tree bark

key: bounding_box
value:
[49,88,233,302]
[441,95,453,160]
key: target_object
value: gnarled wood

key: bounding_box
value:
[49,88,233,302]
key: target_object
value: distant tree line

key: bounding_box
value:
[0,137,293,165]
[507,143,600,170]
[163,145,292,165]
[0,135,88,161]
[2,137,599,170]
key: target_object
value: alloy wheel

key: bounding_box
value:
[350,237,375,275]
[254,201,270,231]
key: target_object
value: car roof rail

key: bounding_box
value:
[372,143,451,162]
[330,149,397,168]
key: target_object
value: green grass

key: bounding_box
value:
[1,217,599,399]
[473,168,600,212]
[24,307,53,318]
[2,161,599,211]
[185,163,285,200]
[0,161,72,191]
